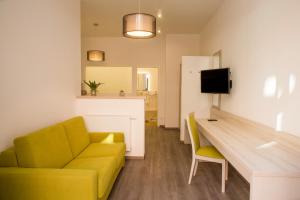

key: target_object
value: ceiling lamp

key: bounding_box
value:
[123,0,156,39]
[87,50,105,62]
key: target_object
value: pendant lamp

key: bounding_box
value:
[123,0,156,39]
[87,50,105,62]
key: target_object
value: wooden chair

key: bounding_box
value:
[186,112,228,192]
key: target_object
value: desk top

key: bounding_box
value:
[196,108,300,181]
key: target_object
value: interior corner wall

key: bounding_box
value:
[82,37,163,69]
[81,35,201,128]
[199,0,300,137]
[0,0,81,151]
[81,36,165,125]
[165,34,201,128]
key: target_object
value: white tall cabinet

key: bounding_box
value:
[180,56,211,143]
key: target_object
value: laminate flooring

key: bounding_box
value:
[109,125,250,200]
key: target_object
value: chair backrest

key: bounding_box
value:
[186,112,201,154]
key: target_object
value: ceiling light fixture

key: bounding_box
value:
[87,50,105,62]
[123,0,156,39]
[157,10,162,18]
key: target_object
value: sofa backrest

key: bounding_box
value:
[14,124,73,168]
[0,147,18,167]
[61,116,90,157]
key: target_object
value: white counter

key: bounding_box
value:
[77,95,145,100]
[76,96,145,158]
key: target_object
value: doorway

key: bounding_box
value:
[136,68,158,126]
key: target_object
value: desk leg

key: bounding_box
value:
[250,176,300,200]
[225,161,228,180]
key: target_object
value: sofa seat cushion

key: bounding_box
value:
[14,124,73,168]
[64,157,117,199]
[62,116,90,157]
[77,143,125,167]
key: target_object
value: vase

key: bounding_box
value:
[91,89,97,96]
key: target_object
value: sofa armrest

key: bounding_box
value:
[0,168,97,200]
[89,132,124,143]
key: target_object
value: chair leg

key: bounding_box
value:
[221,161,226,193]
[188,158,196,184]
[193,160,198,176]
[225,160,228,180]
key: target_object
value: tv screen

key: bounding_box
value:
[201,68,231,94]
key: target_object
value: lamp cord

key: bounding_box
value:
[138,0,141,13]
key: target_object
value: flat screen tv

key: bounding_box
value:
[201,68,231,94]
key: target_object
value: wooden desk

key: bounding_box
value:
[196,108,300,200]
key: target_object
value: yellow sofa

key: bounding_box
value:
[0,116,125,200]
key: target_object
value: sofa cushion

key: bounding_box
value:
[77,143,125,167]
[14,124,73,168]
[64,157,117,199]
[0,147,18,167]
[62,116,90,157]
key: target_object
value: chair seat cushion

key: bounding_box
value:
[64,157,117,199]
[77,143,125,167]
[196,146,224,159]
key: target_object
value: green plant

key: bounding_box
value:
[83,80,103,90]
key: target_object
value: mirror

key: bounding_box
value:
[137,73,149,91]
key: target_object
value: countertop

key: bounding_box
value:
[77,95,145,100]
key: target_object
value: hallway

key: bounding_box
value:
[109,125,250,200]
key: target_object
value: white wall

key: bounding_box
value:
[82,35,201,128]
[200,0,300,137]
[165,34,201,128]
[76,97,145,157]
[0,0,81,150]
[180,56,211,142]
[82,37,162,76]
[82,36,166,125]
[85,66,132,94]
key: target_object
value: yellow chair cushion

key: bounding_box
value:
[64,157,116,199]
[77,143,126,167]
[14,124,73,168]
[62,116,90,157]
[196,146,224,159]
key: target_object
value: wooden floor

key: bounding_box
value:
[109,125,250,200]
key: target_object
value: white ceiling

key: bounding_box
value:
[81,0,223,37]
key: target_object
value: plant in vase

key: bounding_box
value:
[83,80,103,96]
